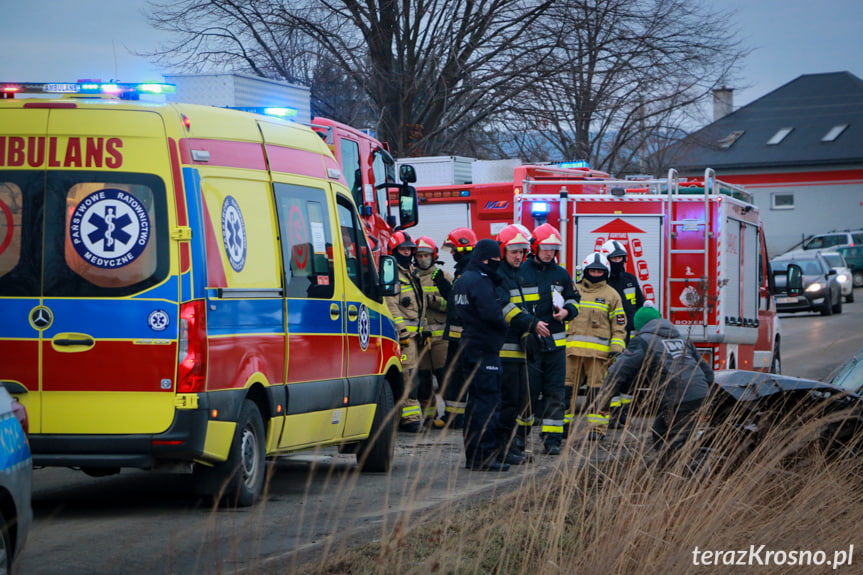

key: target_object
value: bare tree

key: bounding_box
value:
[146,0,557,157]
[495,0,747,175]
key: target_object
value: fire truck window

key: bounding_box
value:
[372,148,396,219]
[340,139,363,208]
[337,196,379,300]
[274,183,335,299]
[0,182,23,288]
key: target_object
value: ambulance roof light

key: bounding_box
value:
[0,81,176,99]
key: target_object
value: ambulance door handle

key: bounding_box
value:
[329,303,341,321]
[347,305,358,321]
[52,333,95,351]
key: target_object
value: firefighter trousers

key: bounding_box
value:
[526,348,566,449]
[399,337,422,425]
[498,359,530,452]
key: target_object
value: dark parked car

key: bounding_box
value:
[771,251,843,315]
[837,245,863,288]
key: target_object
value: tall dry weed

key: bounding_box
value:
[303,369,863,575]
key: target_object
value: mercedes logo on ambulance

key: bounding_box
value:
[30,306,53,329]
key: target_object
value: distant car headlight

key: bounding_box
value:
[837,273,849,283]
[805,282,825,293]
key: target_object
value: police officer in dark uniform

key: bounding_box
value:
[436,228,478,429]
[452,238,510,471]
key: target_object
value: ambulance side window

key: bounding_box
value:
[337,196,380,301]
[0,181,23,286]
[274,183,335,299]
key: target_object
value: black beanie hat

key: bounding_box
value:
[472,238,501,263]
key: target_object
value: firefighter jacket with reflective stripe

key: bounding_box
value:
[452,261,506,358]
[444,256,470,342]
[495,261,542,362]
[415,265,452,337]
[604,318,713,410]
[518,257,579,351]
[607,270,645,334]
[386,263,425,341]
[566,279,627,359]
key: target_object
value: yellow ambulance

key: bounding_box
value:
[0,81,415,506]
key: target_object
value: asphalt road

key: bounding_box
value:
[17,292,863,574]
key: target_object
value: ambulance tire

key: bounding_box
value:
[357,382,396,473]
[195,400,266,508]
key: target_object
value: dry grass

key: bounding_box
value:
[295,383,863,575]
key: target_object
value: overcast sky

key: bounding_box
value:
[2,0,862,110]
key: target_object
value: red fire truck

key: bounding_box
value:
[516,166,781,373]
[414,163,782,373]
[311,118,418,261]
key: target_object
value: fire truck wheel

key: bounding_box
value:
[195,400,266,508]
[357,381,396,473]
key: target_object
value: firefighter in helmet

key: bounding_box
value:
[495,224,549,464]
[413,236,452,428]
[600,239,645,342]
[565,252,627,441]
[437,227,477,428]
[517,223,580,455]
[386,231,426,432]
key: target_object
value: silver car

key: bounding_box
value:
[0,387,32,574]
[821,251,855,303]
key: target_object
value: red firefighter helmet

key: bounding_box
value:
[533,223,563,251]
[600,239,628,261]
[497,224,532,258]
[443,227,478,253]
[415,236,439,259]
[388,231,416,254]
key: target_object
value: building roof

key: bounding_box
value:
[666,72,863,171]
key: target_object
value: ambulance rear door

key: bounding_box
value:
[1,106,177,435]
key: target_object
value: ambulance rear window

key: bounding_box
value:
[0,170,169,297]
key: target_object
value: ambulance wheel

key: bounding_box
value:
[357,382,396,473]
[195,400,266,507]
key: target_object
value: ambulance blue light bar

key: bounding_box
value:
[0,81,176,99]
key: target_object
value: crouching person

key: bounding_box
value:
[602,304,714,465]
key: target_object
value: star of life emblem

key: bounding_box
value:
[221,196,247,272]
[70,189,150,269]
[358,304,371,351]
